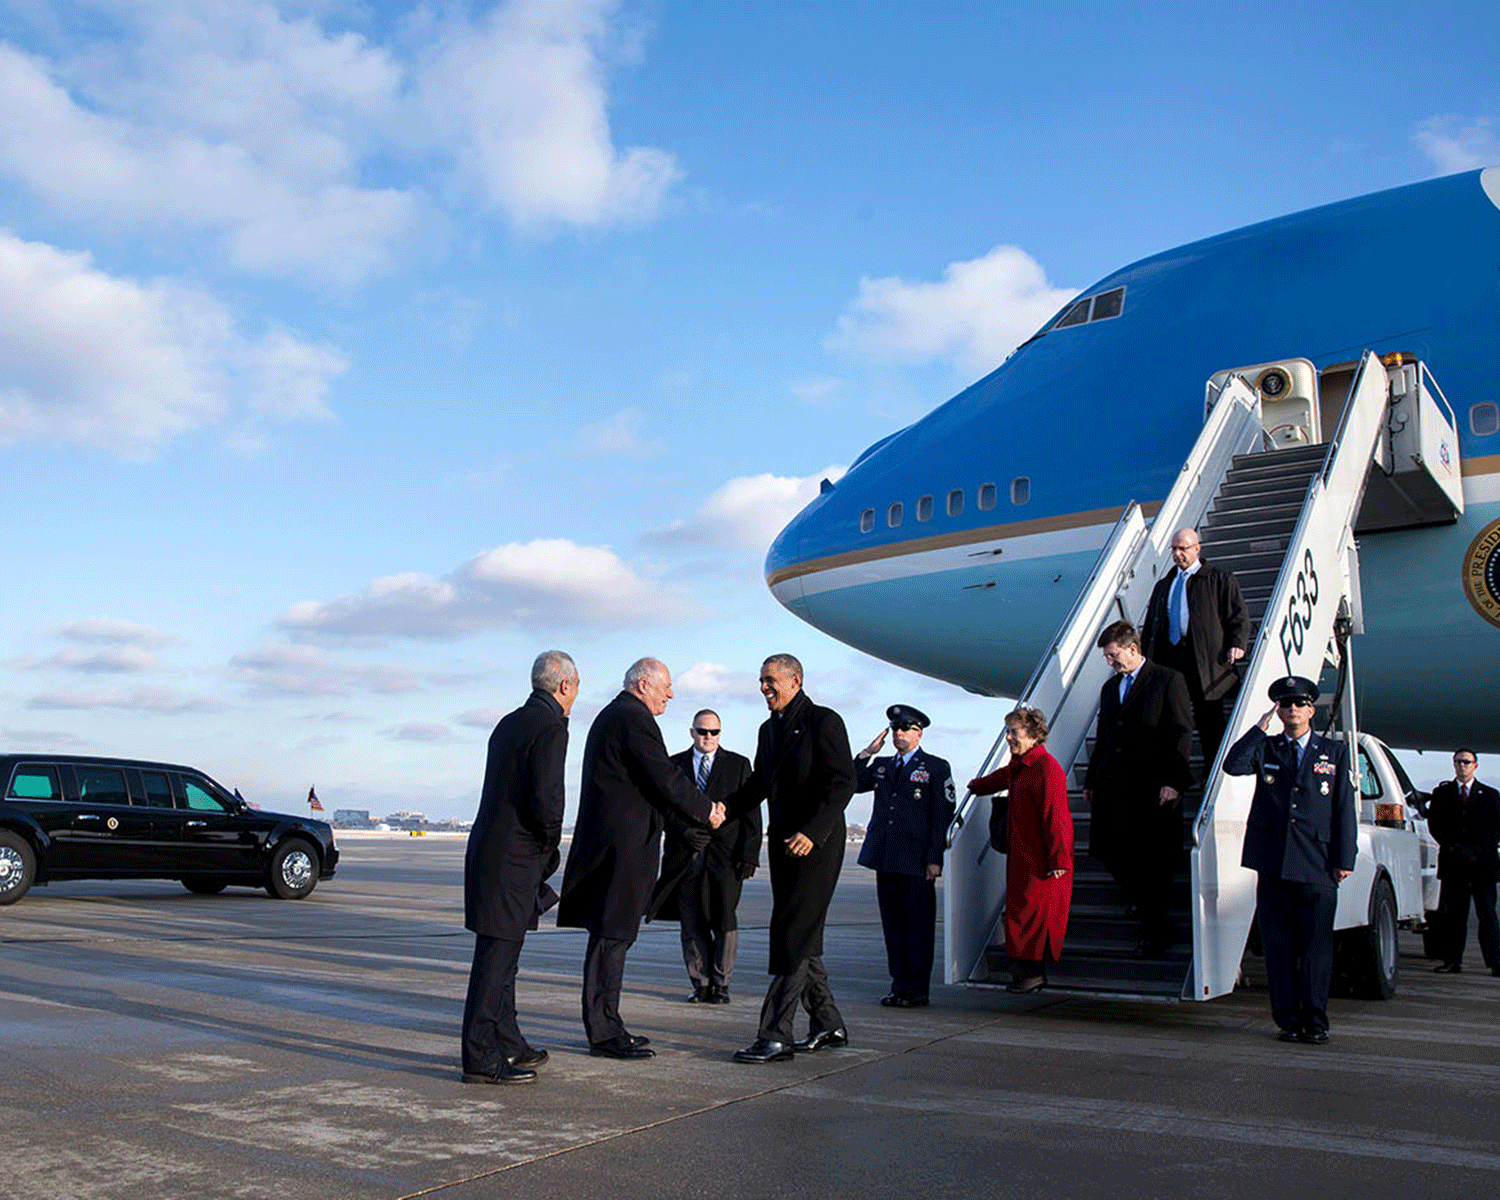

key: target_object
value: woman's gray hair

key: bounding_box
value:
[623,657,666,690]
[531,650,578,693]
[1005,705,1049,743]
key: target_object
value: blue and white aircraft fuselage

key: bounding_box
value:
[766,168,1500,751]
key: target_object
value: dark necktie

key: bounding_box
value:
[697,754,711,791]
[1461,783,1470,801]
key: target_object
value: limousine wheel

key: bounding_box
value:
[0,831,37,906]
[182,877,229,895]
[265,838,319,900]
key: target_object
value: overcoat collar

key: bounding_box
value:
[528,688,566,722]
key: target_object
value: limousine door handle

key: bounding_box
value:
[186,820,208,828]
[76,813,102,822]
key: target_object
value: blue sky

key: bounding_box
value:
[2,0,1495,820]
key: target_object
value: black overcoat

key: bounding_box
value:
[557,691,714,940]
[724,690,855,975]
[1084,660,1194,862]
[855,748,955,876]
[1427,779,1500,884]
[464,690,568,940]
[1140,559,1250,701]
[1224,728,1358,884]
[647,748,759,927]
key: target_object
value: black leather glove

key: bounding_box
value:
[735,861,757,880]
[684,827,711,852]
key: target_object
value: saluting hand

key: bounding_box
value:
[1256,705,1276,732]
[862,727,889,758]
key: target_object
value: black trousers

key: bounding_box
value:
[875,872,936,999]
[1256,874,1337,1034]
[1437,873,1500,969]
[757,955,844,1043]
[1096,801,1181,947]
[1157,639,1228,769]
[461,935,528,1073]
[678,852,739,989]
[582,931,635,1044]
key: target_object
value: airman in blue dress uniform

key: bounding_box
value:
[854,704,956,1007]
[1223,675,1357,1044]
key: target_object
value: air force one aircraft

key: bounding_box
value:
[765,167,1500,751]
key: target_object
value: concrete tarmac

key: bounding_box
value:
[2,834,1497,1200]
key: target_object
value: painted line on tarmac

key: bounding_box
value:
[392,1014,1019,1198]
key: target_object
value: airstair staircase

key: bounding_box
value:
[943,351,1463,1001]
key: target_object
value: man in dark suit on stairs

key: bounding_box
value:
[1141,526,1250,769]
[648,709,759,1003]
[1085,620,1195,956]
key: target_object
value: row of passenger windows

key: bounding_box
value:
[860,478,1030,533]
[7,763,229,811]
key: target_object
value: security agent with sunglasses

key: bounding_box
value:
[647,711,759,1003]
[1427,749,1500,976]
[853,705,956,1007]
[1223,676,1356,1044]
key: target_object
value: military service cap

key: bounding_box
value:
[1268,675,1319,705]
[887,704,931,729]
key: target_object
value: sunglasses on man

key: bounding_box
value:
[692,727,721,737]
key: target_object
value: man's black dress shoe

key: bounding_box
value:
[461,1061,537,1084]
[710,985,731,1004]
[1300,1028,1330,1045]
[590,1035,655,1059]
[687,985,713,1002]
[732,1038,793,1063]
[630,1034,650,1047]
[793,1027,848,1053]
[507,1047,549,1068]
[1277,1027,1304,1043]
[879,994,901,1007]
[1433,962,1462,974]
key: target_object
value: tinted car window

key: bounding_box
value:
[141,771,176,809]
[1355,749,1383,799]
[9,764,60,800]
[183,778,230,812]
[76,766,130,806]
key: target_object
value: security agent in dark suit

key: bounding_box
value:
[724,654,857,1064]
[1223,675,1357,1044]
[646,709,760,1003]
[1140,527,1250,769]
[854,704,956,1007]
[557,658,723,1060]
[461,650,578,1085]
[1427,748,1500,976]
[1084,619,1195,955]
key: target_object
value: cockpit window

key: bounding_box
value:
[1090,287,1124,321]
[1047,286,1126,333]
[1053,298,1091,329]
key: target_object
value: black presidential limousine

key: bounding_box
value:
[0,754,338,905]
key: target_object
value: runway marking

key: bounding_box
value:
[788,1081,1500,1172]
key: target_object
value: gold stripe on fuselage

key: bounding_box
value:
[766,502,1162,588]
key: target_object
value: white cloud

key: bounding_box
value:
[1414,115,1499,174]
[0,2,680,283]
[2,727,89,748]
[0,32,415,286]
[455,707,508,729]
[645,465,845,550]
[227,644,430,697]
[417,0,682,229]
[28,686,227,714]
[43,646,164,674]
[828,246,1077,376]
[58,618,176,646]
[578,406,661,455]
[0,231,345,454]
[278,538,697,642]
[673,661,757,699]
[381,722,458,743]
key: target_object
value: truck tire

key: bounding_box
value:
[1334,876,1399,1000]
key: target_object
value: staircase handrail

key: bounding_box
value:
[1190,351,1390,999]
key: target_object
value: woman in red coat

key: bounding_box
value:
[968,705,1073,993]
